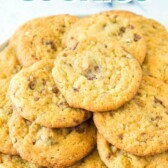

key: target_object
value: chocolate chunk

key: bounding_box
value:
[106,153,111,159]
[94,66,100,72]
[104,44,108,48]
[70,37,74,40]
[135,99,144,107]
[42,79,46,86]
[32,140,36,145]
[57,102,64,107]
[13,138,17,143]
[156,116,163,120]
[154,97,165,108]
[73,87,79,92]
[52,87,59,94]
[118,134,123,140]
[63,53,67,57]
[28,81,36,90]
[120,26,126,33]
[84,69,96,80]
[34,97,40,101]
[134,34,141,42]
[43,40,56,51]
[151,116,163,122]
[128,25,134,29]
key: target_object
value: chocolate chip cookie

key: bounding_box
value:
[9,111,96,167]
[63,12,146,64]
[94,75,168,156]
[9,60,91,128]
[53,38,142,112]
[97,133,168,168]
[9,15,78,67]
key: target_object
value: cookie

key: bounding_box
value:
[9,59,91,128]
[143,33,168,83]
[0,46,21,155]
[63,12,146,64]
[103,11,168,83]
[9,111,96,168]
[0,47,21,79]
[0,153,43,168]
[0,78,17,155]
[94,75,168,156]
[69,149,107,168]
[97,133,168,168]
[9,15,78,67]
[53,38,142,112]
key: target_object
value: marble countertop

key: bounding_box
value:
[0,0,168,44]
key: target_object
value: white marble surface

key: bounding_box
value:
[0,0,168,44]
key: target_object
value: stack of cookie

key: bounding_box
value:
[0,11,168,168]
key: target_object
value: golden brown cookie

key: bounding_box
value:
[0,153,43,168]
[53,38,142,112]
[9,15,78,67]
[63,12,146,64]
[97,133,168,168]
[94,76,168,156]
[9,111,96,168]
[9,59,91,128]
[102,10,168,83]
[0,78,17,155]
[0,46,21,155]
[0,47,21,79]
[69,149,107,168]
[143,33,168,83]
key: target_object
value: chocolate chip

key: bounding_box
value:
[73,87,79,92]
[63,53,67,57]
[135,99,144,107]
[120,26,126,33]
[52,87,59,94]
[94,66,100,72]
[155,116,163,120]
[25,119,31,126]
[84,69,96,80]
[152,25,156,29]
[106,153,111,159]
[141,132,146,136]
[75,126,85,134]
[118,134,123,140]
[13,138,17,143]
[104,44,108,48]
[154,97,165,108]
[43,40,56,51]
[28,81,36,90]
[134,34,141,42]
[42,79,46,86]
[32,140,36,145]
[128,25,134,29]
[34,97,40,101]
[57,102,64,107]
[150,116,162,126]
